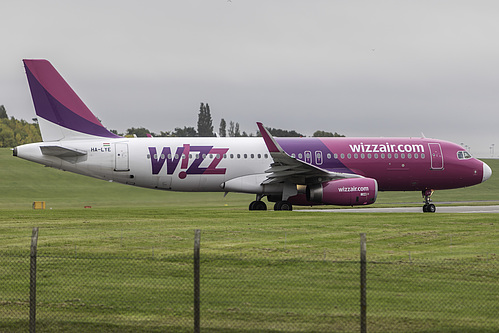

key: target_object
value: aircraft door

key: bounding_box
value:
[114,143,130,171]
[428,143,443,170]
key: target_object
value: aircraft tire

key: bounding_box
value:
[274,201,292,211]
[249,201,267,211]
[423,204,436,213]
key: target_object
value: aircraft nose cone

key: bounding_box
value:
[482,162,492,182]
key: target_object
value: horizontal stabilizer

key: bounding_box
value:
[40,145,87,157]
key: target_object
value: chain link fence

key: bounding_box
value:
[0,228,498,332]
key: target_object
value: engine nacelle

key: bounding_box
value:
[306,178,378,206]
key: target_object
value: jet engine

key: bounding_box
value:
[306,178,378,206]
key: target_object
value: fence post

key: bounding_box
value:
[360,233,367,333]
[30,227,39,333]
[194,229,201,333]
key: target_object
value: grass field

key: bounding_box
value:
[1,148,498,332]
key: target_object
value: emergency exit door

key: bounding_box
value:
[114,143,129,171]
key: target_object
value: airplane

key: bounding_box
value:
[14,59,492,212]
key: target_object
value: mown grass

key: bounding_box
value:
[0,148,498,332]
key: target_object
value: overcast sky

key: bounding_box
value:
[2,0,498,156]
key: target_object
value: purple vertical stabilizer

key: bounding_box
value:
[23,59,120,139]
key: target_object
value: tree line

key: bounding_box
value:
[121,103,345,138]
[0,105,42,148]
[0,103,344,147]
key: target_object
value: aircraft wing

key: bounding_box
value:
[257,122,362,185]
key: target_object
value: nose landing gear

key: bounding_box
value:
[422,189,436,213]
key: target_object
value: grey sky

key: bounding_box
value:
[2,0,498,156]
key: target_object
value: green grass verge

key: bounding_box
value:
[0,149,498,332]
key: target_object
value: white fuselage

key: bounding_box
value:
[15,137,276,194]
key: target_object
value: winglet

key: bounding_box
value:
[23,59,120,141]
[257,122,281,153]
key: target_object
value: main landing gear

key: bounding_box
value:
[274,200,292,211]
[249,194,267,210]
[249,200,267,210]
[249,196,293,211]
[422,189,436,213]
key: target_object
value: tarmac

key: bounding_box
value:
[298,205,499,213]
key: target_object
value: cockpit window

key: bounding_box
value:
[457,151,472,160]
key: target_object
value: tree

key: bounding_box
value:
[110,129,124,136]
[234,122,241,137]
[313,130,345,137]
[172,126,197,137]
[125,127,153,137]
[158,131,172,137]
[219,118,227,137]
[264,128,303,137]
[0,116,42,147]
[197,103,214,137]
[0,105,7,119]
[228,121,235,137]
